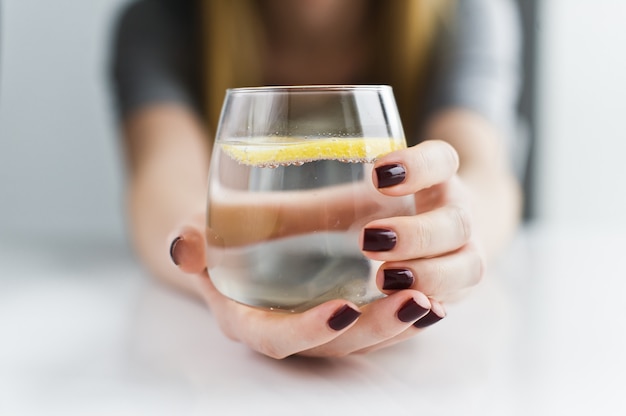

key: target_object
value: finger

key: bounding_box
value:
[412,182,448,215]
[169,225,207,274]
[194,271,362,359]
[355,300,446,355]
[209,181,380,247]
[373,140,459,196]
[377,243,484,301]
[414,298,447,329]
[413,175,469,214]
[355,299,447,354]
[299,291,431,357]
[361,204,472,261]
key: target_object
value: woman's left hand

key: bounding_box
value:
[366,139,484,304]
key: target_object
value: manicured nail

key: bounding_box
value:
[375,164,406,188]
[363,228,397,252]
[413,310,444,328]
[383,269,415,290]
[397,298,430,323]
[328,305,362,331]
[170,236,182,266]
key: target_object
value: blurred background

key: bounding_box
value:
[0,0,127,243]
[1,0,626,244]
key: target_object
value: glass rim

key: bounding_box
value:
[226,85,392,94]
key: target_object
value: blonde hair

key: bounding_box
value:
[201,0,454,142]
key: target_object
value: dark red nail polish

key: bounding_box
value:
[397,299,429,323]
[376,164,406,188]
[383,269,415,290]
[363,228,397,252]
[328,305,362,331]
[413,310,444,328]
[170,236,182,266]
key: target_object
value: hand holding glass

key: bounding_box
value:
[206,85,414,312]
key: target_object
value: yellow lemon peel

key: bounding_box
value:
[220,137,405,167]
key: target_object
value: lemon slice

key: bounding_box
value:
[220,137,405,167]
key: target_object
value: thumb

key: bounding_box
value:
[169,224,207,275]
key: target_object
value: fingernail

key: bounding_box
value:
[397,298,430,323]
[328,305,362,331]
[363,228,397,252]
[383,269,415,290]
[170,236,183,266]
[413,310,444,328]
[375,164,406,188]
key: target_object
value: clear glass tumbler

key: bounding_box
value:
[206,85,415,312]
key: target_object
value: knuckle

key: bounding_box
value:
[415,147,432,178]
[256,337,290,360]
[431,262,450,294]
[420,260,449,296]
[450,205,472,243]
[414,218,433,253]
[368,318,395,340]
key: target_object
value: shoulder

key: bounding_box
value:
[449,0,521,50]
[110,0,202,120]
[112,0,196,46]
[426,0,523,153]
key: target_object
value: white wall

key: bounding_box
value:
[0,0,128,240]
[534,0,626,225]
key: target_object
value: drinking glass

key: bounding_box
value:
[206,85,415,312]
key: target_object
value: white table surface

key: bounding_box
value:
[1,223,625,415]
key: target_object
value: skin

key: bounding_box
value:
[122,0,522,358]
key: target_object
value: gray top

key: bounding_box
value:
[110,0,524,172]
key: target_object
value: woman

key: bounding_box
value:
[111,0,523,358]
